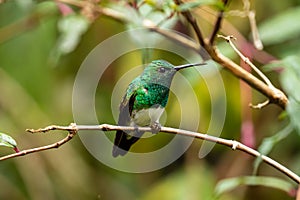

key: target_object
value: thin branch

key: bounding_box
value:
[1,123,299,184]
[209,0,229,44]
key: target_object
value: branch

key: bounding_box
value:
[1,123,299,184]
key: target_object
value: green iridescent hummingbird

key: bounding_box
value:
[112,60,205,157]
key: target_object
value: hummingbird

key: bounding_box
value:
[112,60,205,157]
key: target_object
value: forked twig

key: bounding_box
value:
[218,35,273,88]
[0,123,78,161]
[217,34,286,108]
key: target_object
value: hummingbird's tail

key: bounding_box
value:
[112,130,141,157]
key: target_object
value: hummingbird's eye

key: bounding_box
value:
[158,67,166,73]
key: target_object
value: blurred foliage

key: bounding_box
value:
[0,0,300,200]
[0,132,17,149]
[258,7,300,46]
[214,176,295,198]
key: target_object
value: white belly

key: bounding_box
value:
[131,107,164,127]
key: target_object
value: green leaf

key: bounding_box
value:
[280,56,300,134]
[177,0,220,12]
[0,132,17,149]
[281,56,300,99]
[287,98,300,133]
[214,176,295,197]
[57,14,90,54]
[253,123,293,174]
[50,14,90,64]
[266,56,300,135]
[259,7,300,45]
[35,1,59,15]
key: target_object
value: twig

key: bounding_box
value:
[248,10,263,50]
[209,0,229,44]
[174,0,205,46]
[249,99,270,109]
[144,20,199,52]
[1,123,299,184]
[0,8,56,44]
[227,0,263,50]
[144,22,210,60]
[57,0,130,23]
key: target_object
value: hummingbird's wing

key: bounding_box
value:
[112,82,142,157]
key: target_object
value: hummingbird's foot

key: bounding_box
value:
[150,122,161,134]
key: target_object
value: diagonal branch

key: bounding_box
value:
[147,27,288,109]
[169,1,287,108]
[0,123,299,184]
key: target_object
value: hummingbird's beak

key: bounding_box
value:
[174,62,206,71]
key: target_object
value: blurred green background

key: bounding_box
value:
[0,0,300,199]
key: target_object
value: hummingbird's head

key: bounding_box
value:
[145,60,177,76]
[141,59,205,88]
[142,60,177,86]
